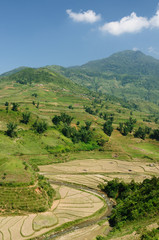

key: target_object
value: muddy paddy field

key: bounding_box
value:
[0,158,159,240]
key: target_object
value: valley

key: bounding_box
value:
[0,51,158,240]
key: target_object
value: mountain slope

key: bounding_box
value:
[1,67,89,94]
[80,50,159,75]
[0,66,28,77]
[46,50,159,104]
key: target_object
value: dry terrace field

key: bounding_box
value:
[40,159,159,189]
[0,185,104,240]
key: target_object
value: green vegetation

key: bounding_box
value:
[0,59,158,226]
[103,120,113,136]
[140,228,159,240]
[100,177,159,229]
[150,129,159,141]
[32,119,48,134]
[117,117,136,136]
[47,50,159,106]
[21,111,31,124]
[5,122,17,137]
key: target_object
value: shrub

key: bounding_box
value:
[134,127,146,140]
[32,120,47,134]
[11,102,19,111]
[21,112,31,124]
[100,177,159,228]
[103,120,113,136]
[5,122,17,138]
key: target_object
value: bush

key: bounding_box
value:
[118,117,136,136]
[100,177,159,228]
[103,120,113,136]
[140,228,159,240]
[150,129,159,141]
[52,113,73,126]
[11,102,19,111]
[32,120,47,134]
[134,127,146,140]
[5,122,17,138]
[21,112,31,124]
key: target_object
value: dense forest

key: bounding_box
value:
[100,177,159,228]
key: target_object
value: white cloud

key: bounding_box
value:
[150,10,159,27]
[66,9,101,23]
[99,12,149,35]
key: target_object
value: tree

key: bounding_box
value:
[52,115,61,125]
[6,122,17,137]
[32,120,47,134]
[60,113,73,125]
[11,103,19,111]
[150,129,159,141]
[68,105,73,109]
[21,112,31,124]
[4,102,9,106]
[52,113,73,126]
[118,117,136,136]
[103,120,113,136]
[79,126,92,143]
[85,121,92,130]
[134,127,146,140]
[36,102,39,109]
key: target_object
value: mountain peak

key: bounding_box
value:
[80,50,159,74]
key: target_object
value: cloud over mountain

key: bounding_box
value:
[100,9,159,35]
[66,9,101,23]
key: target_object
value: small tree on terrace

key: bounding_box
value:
[85,121,92,130]
[11,103,19,111]
[52,113,73,126]
[52,115,61,125]
[21,112,31,124]
[32,120,47,134]
[6,122,17,138]
[103,120,113,136]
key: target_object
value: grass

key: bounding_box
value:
[0,185,48,215]
[105,216,159,240]
[0,156,33,184]
[0,72,158,217]
[33,213,58,231]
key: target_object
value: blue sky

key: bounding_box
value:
[1,0,159,74]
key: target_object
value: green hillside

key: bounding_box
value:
[46,50,159,104]
[0,63,158,217]
[0,65,158,240]
[0,66,28,77]
[80,50,159,75]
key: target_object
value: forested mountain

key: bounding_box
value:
[0,67,88,94]
[80,50,159,75]
[0,66,28,77]
[46,50,159,104]
[1,50,159,104]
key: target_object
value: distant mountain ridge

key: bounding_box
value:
[1,50,159,104]
[80,50,159,75]
[46,50,159,104]
[0,67,89,95]
[0,66,28,77]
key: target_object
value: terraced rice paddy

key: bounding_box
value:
[0,158,159,240]
[40,159,159,189]
[0,186,48,215]
[55,221,109,240]
[0,185,104,240]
